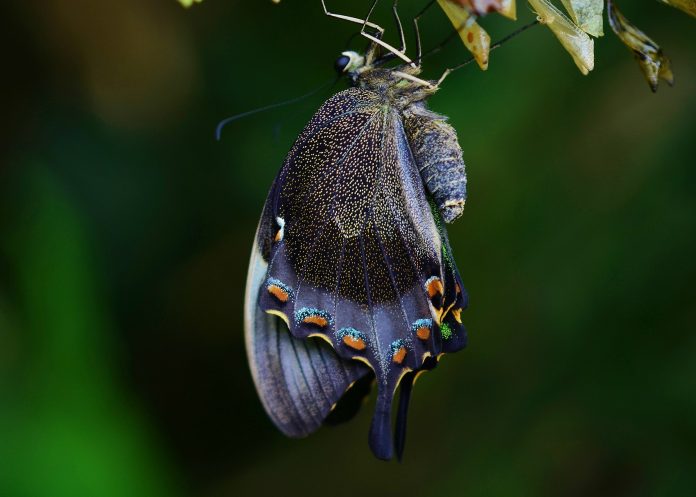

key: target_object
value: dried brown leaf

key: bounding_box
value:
[438,0,492,70]
[607,0,674,92]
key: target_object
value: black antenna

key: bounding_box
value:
[215,76,340,141]
[413,7,539,67]
[414,0,437,20]
[413,28,458,65]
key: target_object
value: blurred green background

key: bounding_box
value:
[1,1,694,496]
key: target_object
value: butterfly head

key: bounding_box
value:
[334,49,436,106]
[334,50,365,75]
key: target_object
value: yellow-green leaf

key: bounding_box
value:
[438,0,492,70]
[658,0,696,18]
[178,0,202,8]
[559,0,603,37]
[527,0,594,75]
[607,0,674,92]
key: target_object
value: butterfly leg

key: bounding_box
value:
[372,1,407,66]
[391,70,436,88]
[361,25,416,67]
[412,7,423,67]
[412,0,440,67]
[321,0,416,68]
[392,1,407,55]
[414,0,474,70]
[359,0,416,68]
[320,0,384,32]
[436,68,453,86]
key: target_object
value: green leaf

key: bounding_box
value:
[177,0,202,8]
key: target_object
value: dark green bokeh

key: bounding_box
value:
[1,1,694,496]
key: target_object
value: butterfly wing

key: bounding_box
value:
[246,87,468,460]
[245,187,372,438]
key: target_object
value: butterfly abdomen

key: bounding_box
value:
[404,104,467,223]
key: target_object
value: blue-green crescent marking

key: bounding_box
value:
[390,339,405,354]
[336,327,366,341]
[411,318,433,334]
[266,277,294,298]
[294,307,333,327]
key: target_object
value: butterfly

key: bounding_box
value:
[243,1,469,461]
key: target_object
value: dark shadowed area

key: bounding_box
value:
[1,1,695,496]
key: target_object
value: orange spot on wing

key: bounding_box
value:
[416,326,431,340]
[343,335,366,351]
[426,278,444,298]
[392,346,407,365]
[267,284,289,303]
[274,229,282,242]
[302,315,328,327]
[452,308,463,324]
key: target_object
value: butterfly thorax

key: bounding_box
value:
[351,65,438,109]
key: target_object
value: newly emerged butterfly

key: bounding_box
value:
[243,1,469,461]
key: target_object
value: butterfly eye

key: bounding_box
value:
[334,54,351,73]
[334,51,364,74]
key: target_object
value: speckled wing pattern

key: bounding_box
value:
[245,87,468,460]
